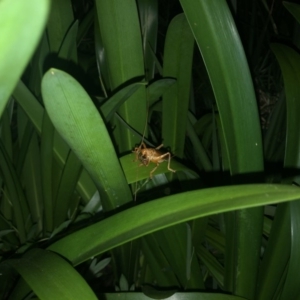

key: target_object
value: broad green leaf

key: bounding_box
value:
[162,13,194,158]
[95,0,147,151]
[7,248,97,300]
[179,0,263,173]
[13,80,97,203]
[0,0,49,118]
[49,184,300,266]
[42,68,132,211]
[179,1,264,297]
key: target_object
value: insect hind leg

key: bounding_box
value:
[164,152,176,173]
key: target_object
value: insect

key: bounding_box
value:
[133,142,176,179]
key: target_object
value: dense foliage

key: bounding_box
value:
[1,0,300,299]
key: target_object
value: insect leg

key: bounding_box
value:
[158,152,176,173]
[166,153,176,173]
[150,163,159,178]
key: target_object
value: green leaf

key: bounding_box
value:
[22,133,43,235]
[41,68,132,211]
[77,8,94,45]
[280,200,300,298]
[0,104,13,160]
[270,44,300,170]
[152,224,203,289]
[179,0,263,174]
[141,235,179,286]
[120,152,197,184]
[256,203,290,299]
[13,81,44,134]
[49,184,300,266]
[53,150,82,227]
[41,112,55,232]
[179,1,264,297]
[162,13,194,158]
[101,82,146,122]
[186,118,212,171]
[13,80,97,203]
[197,245,224,288]
[137,0,158,81]
[47,0,74,52]
[27,32,50,98]
[0,141,28,243]
[0,0,49,118]
[95,0,147,151]
[58,20,78,63]
[7,248,97,300]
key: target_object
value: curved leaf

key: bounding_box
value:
[58,20,78,62]
[0,0,49,117]
[179,0,263,174]
[101,82,146,122]
[49,184,300,266]
[7,248,97,300]
[95,0,147,151]
[41,68,132,211]
[179,1,264,297]
[147,78,176,107]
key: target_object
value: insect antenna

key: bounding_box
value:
[133,87,150,201]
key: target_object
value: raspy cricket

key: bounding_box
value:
[133,141,176,179]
